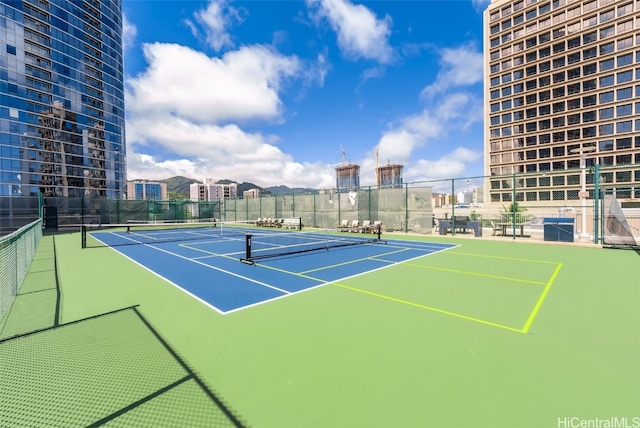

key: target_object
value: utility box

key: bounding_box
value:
[543,218,574,242]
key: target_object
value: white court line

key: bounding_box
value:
[92,233,459,315]
[223,242,461,314]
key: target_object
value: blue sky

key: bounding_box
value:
[122,0,490,188]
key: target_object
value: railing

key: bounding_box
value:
[0,219,43,326]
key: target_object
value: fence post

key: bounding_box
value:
[404,183,409,233]
[593,164,600,244]
[451,179,456,236]
[512,173,517,239]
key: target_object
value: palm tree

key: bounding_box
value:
[502,201,527,222]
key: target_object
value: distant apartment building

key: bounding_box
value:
[0,0,126,198]
[473,186,485,204]
[484,0,640,204]
[190,179,237,201]
[126,181,167,200]
[243,188,260,198]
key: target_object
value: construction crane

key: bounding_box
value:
[340,144,346,166]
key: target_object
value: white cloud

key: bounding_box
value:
[471,0,491,13]
[404,147,482,182]
[126,120,336,188]
[307,0,394,64]
[420,44,483,98]
[126,43,300,124]
[125,41,337,188]
[122,14,137,52]
[185,0,245,51]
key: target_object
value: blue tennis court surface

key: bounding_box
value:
[91,228,457,313]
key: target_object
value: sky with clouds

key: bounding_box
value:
[123,0,490,189]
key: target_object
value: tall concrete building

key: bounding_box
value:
[484,0,639,204]
[0,0,126,198]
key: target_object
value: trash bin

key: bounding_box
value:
[468,221,482,237]
[543,218,574,242]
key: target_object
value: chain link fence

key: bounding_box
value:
[1,164,638,243]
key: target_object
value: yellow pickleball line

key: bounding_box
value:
[300,248,409,274]
[333,282,525,334]
[400,262,548,286]
[521,263,563,333]
[442,251,559,265]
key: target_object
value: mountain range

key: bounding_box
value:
[155,176,315,199]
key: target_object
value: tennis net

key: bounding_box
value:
[240,223,383,264]
[81,218,303,248]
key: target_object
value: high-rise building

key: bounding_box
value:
[376,162,404,188]
[484,0,639,204]
[336,164,360,190]
[126,181,167,200]
[0,0,126,198]
[190,180,237,201]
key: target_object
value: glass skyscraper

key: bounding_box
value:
[0,0,125,199]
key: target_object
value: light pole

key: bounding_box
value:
[570,146,596,239]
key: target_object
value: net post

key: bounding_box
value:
[81,225,86,248]
[245,233,252,260]
[298,217,302,231]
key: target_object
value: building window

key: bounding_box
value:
[567,83,580,94]
[599,124,614,135]
[526,94,537,104]
[599,107,614,119]
[616,70,633,85]
[583,63,597,76]
[599,91,614,103]
[553,131,565,142]
[553,101,565,112]
[616,137,632,149]
[566,130,579,140]
[600,59,614,72]
[553,87,565,98]
[567,67,581,79]
[617,87,632,100]
[7,45,16,55]
[583,79,596,91]
[600,26,614,39]
[582,47,596,59]
[583,126,596,138]
[617,104,632,117]
[599,140,614,151]
[600,9,614,23]
[553,117,565,127]
[540,120,551,130]
[617,54,633,67]
[617,36,633,51]
[582,95,596,107]
[617,19,633,33]
[491,103,500,113]
[568,98,581,110]
[568,113,581,125]
[599,74,614,87]
[568,37,581,49]
[568,52,581,64]
[616,120,632,133]
[583,111,596,122]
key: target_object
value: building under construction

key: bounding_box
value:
[376,162,403,188]
[335,164,360,190]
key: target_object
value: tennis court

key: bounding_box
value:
[1,221,639,427]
